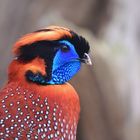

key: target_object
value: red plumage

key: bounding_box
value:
[0,81,80,139]
[0,26,90,140]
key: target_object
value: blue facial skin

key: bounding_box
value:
[47,40,81,84]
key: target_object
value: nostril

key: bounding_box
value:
[83,53,88,59]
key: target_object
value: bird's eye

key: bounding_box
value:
[61,45,70,52]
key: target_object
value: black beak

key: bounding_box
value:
[80,53,92,65]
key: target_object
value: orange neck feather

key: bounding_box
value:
[8,57,46,84]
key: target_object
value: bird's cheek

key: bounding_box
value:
[52,52,77,71]
[8,57,46,82]
[24,57,46,75]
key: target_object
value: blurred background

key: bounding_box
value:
[0,0,140,140]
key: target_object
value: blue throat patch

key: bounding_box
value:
[48,61,81,84]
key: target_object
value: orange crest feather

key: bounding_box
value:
[13,26,72,56]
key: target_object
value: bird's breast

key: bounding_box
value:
[0,82,80,140]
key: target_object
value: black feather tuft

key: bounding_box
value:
[34,28,54,33]
[62,31,90,59]
[17,41,58,62]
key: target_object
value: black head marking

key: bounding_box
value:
[34,28,54,33]
[61,31,90,59]
[17,41,59,62]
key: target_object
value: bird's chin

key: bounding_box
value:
[46,80,65,85]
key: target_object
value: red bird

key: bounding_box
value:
[0,26,91,140]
